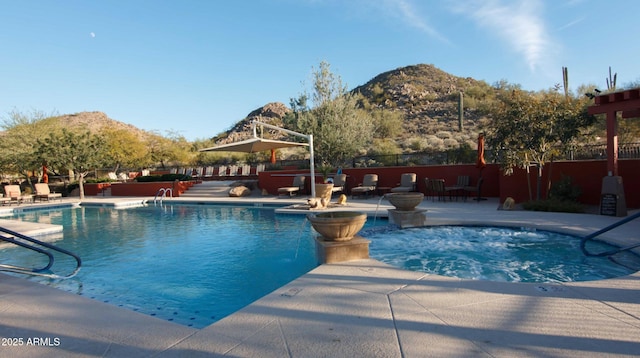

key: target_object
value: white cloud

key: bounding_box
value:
[382,0,450,44]
[453,0,551,72]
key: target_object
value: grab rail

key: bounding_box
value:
[153,187,173,204]
[580,211,640,257]
[0,226,81,279]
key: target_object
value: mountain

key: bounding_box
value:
[211,102,292,144]
[352,64,490,137]
[25,64,492,150]
[216,64,493,150]
[42,111,154,140]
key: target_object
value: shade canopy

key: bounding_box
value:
[199,120,316,197]
[199,137,308,153]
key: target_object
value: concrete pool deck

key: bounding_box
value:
[1,193,639,357]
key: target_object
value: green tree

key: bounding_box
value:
[36,129,107,199]
[485,88,596,200]
[146,130,193,168]
[101,128,151,173]
[0,109,58,186]
[290,61,374,167]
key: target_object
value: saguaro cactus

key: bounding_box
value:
[458,91,464,131]
[606,66,617,91]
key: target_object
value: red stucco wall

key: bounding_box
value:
[109,181,193,197]
[258,159,640,208]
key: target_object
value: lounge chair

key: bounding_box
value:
[331,174,347,196]
[216,165,227,178]
[3,185,33,205]
[351,174,378,198]
[34,183,62,202]
[390,173,416,192]
[0,195,11,206]
[278,175,306,197]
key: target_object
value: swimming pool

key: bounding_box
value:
[0,205,334,328]
[362,225,640,282]
[3,205,638,328]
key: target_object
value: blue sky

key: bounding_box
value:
[1,0,638,141]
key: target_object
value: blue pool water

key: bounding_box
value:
[0,205,332,328]
[361,225,639,283]
[2,205,638,328]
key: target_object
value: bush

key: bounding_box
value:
[134,174,192,182]
[87,178,115,184]
[522,198,584,213]
[549,175,581,201]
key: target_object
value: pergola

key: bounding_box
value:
[588,88,640,176]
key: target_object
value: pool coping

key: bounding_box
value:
[1,195,640,357]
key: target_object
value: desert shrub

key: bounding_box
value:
[548,175,581,201]
[87,178,115,184]
[443,138,459,148]
[134,174,192,182]
[404,137,429,151]
[522,198,584,213]
[426,135,444,149]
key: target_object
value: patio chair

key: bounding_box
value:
[427,179,447,202]
[3,185,33,205]
[331,174,347,196]
[351,174,378,198]
[390,173,416,192]
[445,175,470,201]
[0,195,11,206]
[34,183,62,202]
[278,175,306,197]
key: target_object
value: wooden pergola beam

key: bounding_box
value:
[588,88,640,176]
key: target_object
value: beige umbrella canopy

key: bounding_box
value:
[199,120,317,196]
[199,137,308,153]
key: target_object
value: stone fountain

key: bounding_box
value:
[307,211,370,264]
[385,192,428,228]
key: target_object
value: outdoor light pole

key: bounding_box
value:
[252,120,316,197]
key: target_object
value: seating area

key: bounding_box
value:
[424,175,481,201]
[2,184,33,205]
[172,164,267,180]
[390,173,416,192]
[277,175,306,197]
[351,174,378,198]
[331,173,347,196]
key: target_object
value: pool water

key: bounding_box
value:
[1,205,332,328]
[362,225,639,283]
[3,206,638,328]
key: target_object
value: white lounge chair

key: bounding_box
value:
[390,173,417,192]
[278,175,306,197]
[34,183,62,202]
[351,174,378,198]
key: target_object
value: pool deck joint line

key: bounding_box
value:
[1,194,639,357]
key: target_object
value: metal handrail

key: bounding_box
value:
[153,187,173,204]
[580,211,640,257]
[0,226,81,279]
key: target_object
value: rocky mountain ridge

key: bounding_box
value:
[13,64,491,149]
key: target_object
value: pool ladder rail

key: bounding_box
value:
[154,187,173,205]
[0,226,81,279]
[581,211,640,258]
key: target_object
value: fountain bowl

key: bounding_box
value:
[386,192,424,211]
[307,211,367,241]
